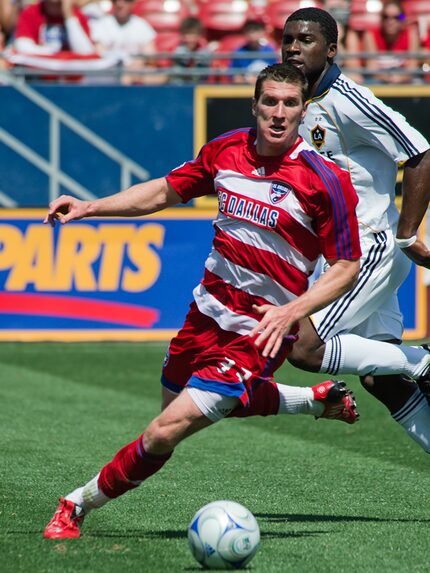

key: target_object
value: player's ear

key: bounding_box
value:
[328,42,337,60]
[251,98,257,117]
[301,101,308,120]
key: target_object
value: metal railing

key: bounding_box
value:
[1,50,430,82]
[0,70,150,206]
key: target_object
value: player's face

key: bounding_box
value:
[252,79,306,156]
[112,0,134,21]
[281,21,337,81]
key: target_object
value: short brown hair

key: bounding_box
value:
[254,63,309,103]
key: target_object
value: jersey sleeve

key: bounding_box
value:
[74,8,92,38]
[166,142,217,203]
[340,88,429,163]
[308,159,361,261]
[15,6,39,41]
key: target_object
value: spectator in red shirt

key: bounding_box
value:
[363,0,420,84]
[14,0,95,55]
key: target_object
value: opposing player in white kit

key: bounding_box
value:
[42,63,362,539]
[250,8,430,453]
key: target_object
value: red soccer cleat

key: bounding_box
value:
[43,498,85,539]
[312,380,359,424]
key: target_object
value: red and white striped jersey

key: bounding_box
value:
[166,128,361,336]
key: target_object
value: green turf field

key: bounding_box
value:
[1,342,430,572]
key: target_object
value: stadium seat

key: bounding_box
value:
[350,0,382,15]
[403,1,430,42]
[198,0,252,42]
[132,0,190,33]
[266,1,323,46]
[265,0,323,5]
[348,11,381,34]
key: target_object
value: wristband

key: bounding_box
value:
[395,235,417,249]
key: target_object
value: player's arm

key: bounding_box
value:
[44,177,181,226]
[396,149,430,268]
[250,257,360,358]
[62,0,95,55]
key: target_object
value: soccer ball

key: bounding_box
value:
[188,500,260,570]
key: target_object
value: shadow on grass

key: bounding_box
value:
[4,528,327,541]
[254,512,430,524]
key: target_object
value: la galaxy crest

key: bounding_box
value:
[269,181,292,205]
[311,124,326,150]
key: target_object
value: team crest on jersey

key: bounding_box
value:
[269,181,292,204]
[311,124,326,150]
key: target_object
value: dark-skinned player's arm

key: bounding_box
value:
[396,150,430,267]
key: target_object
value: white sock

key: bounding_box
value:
[392,389,430,453]
[321,334,429,378]
[276,384,324,416]
[66,473,110,513]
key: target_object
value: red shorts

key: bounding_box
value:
[161,302,296,406]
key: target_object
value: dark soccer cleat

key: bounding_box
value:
[416,344,430,403]
[312,380,359,425]
[43,498,85,539]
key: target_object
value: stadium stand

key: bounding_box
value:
[349,1,382,34]
[132,0,190,33]
[197,0,252,42]
[266,0,324,46]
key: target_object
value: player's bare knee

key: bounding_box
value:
[144,419,178,454]
[360,375,375,390]
[288,338,324,372]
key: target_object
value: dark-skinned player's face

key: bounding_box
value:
[281,20,337,79]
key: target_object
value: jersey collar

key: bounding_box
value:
[309,64,342,102]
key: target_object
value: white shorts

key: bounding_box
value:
[311,229,411,342]
[187,387,239,422]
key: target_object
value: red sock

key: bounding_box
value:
[98,434,172,498]
[228,381,280,418]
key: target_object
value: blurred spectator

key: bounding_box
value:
[90,0,156,56]
[14,0,95,55]
[169,16,209,83]
[363,0,420,84]
[324,0,350,27]
[230,19,278,84]
[0,0,20,42]
[90,0,158,83]
[75,0,109,25]
[333,11,363,83]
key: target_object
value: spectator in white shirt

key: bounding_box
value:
[90,0,156,58]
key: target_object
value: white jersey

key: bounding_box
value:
[300,64,430,234]
[301,65,430,342]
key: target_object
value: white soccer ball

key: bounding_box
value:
[188,500,260,570]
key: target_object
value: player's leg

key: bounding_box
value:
[229,377,359,423]
[286,232,430,451]
[44,387,239,540]
[289,232,429,380]
[43,304,225,540]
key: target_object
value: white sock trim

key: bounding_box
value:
[66,473,111,513]
[277,384,323,416]
[320,335,345,375]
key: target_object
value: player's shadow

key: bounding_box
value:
[254,512,430,524]
[86,527,328,541]
[86,528,187,539]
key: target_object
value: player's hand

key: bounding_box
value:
[250,303,297,359]
[401,238,430,269]
[43,195,89,227]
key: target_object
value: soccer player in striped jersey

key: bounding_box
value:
[255,7,430,453]
[42,63,361,539]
